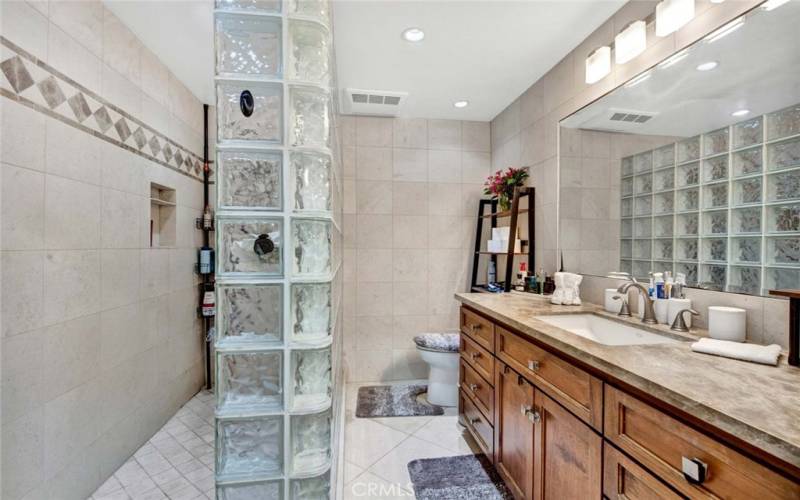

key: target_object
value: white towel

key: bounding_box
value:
[691,338,782,366]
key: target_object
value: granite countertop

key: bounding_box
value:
[455,291,800,472]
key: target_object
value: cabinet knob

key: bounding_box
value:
[681,457,708,485]
[468,383,479,392]
[520,404,541,423]
[520,404,531,416]
[469,417,481,425]
[470,351,481,360]
[470,323,481,332]
[527,360,540,371]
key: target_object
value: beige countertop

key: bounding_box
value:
[455,291,800,473]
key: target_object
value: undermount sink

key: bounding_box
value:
[536,314,680,346]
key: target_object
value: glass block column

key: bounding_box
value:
[214,1,343,498]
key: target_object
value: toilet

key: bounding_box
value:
[413,332,460,407]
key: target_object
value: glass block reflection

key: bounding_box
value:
[289,20,330,84]
[654,168,674,192]
[621,157,633,176]
[217,417,283,478]
[702,156,728,182]
[654,192,674,215]
[767,104,800,140]
[634,173,652,194]
[219,217,282,275]
[676,262,698,286]
[290,86,331,148]
[292,151,332,211]
[768,236,800,266]
[292,219,331,275]
[703,183,728,209]
[702,264,727,290]
[633,240,651,259]
[733,117,762,149]
[292,347,332,409]
[653,144,674,169]
[768,204,800,232]
[220,284,282,345]
[733,177,762,206]
[634,195,652,216]
[216,14,281,77]
[290,0,330,22]
[634,218,651,238]
[733,147,762,177]
[733,207,762,234]
[703,211,727,235]
[292,282,331,341]
[677,188,699,212]
[218,81,282,143]
[676,238,698,261]
[218,351,283,411]
[766,266,800,290]
[654,239,673,260]
[733,237,761,264]
[677,162,699,187]
[677,213,698,236]
[703,128,728,157]
[633,152,652,173]
[767,138,800,171]
[767,169,800,202]
[654,216,673,238]
[728,266,761,295]
[703,238,727,262]
[621,219,632,238]
[291,473,331,500]
[621,177,633,197]
[291,410,332,474]
[219,150,282,210]
[218,480,283,500]
[677,136,700,163]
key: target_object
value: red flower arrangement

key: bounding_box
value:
[483,167,529,211]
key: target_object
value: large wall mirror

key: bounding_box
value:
[558,1,800,297]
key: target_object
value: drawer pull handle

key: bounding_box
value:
[681,457,708,485]
[468,383,479,391]
[469,417,481,425]
[470,351,481,360]
[527,360,540,371]
[470,323,482,332]
[520,405,541,423]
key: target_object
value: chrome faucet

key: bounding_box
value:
[617,279,657,324]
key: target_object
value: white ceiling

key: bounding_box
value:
[107,0,627,120]
[332,0,626,121]
[104,0,215,104]
[561,1,800,137]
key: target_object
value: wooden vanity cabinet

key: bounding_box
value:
[494,362,535,500]
[458,306,800,500]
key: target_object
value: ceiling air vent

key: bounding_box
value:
[608,109,656,124]
[343,88,408,116]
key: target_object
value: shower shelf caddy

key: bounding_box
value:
[213,1,343,498]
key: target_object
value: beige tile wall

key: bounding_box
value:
[491,0,791,347]
[340,116,491,382]
[1,2,206,499]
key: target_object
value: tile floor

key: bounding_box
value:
[341,381,480,499]
[88,390,216,500]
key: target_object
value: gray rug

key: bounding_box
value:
[407,454,514,500]
[355,384,444,418]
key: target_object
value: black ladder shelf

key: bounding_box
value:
[470,186,536,293]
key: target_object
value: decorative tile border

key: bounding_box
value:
[0,36,208,181]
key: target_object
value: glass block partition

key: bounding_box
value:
[620,103,800,296]
[214,1,343,498]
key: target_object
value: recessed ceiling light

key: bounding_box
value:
[401,28,425,42]
[696,61,718,71]
[732,109,750,117]
[453,100,469,108]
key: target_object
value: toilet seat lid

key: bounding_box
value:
[413,333,460,353]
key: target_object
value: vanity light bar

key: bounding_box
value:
[615,21,647,64]
[585,46,612,84]
[655,0,695,37]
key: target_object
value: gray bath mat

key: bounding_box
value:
[355,384,444,418]
[407,454,514,500]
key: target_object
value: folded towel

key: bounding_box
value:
[691,338,782,366]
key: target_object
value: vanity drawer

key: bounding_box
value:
[496,325,603,430]
[460,334,494,384]
[459,358,494,421]
[604,386,800,500]
[460,307,495,352]
[603,443,682,500]
[460,389,494,458]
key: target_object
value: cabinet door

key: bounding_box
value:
[534,391,602,500]
[494,362,535,500]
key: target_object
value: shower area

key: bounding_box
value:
[213,0,344,498]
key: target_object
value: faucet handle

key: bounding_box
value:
[671,308,699,332]
[612,295,631,317]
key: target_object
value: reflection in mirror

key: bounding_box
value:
[558,1,800,297]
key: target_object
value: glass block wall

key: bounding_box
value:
[214,1,344,498]
[620,103,800,296]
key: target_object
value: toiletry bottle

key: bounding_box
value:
[488,261,496,285]
[515,262,527,291]
[538,268,545,294]
[648,277,655,299]
[665,274,673,299]
[654,272,665,299]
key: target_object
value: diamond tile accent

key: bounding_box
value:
[114,117,131,142]
[132,126,147,149]
[67,93,92,123]
[0,39,204,181]
[0,56,33,93]
[162,143,173,163]
[37,76,66,108]
[93,106,113,132]
[149,135,162,156]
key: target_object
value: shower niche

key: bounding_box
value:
[214,0,342,497]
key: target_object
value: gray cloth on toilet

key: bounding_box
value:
[413,332,460,352]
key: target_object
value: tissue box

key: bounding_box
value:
[492,227,510,241]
